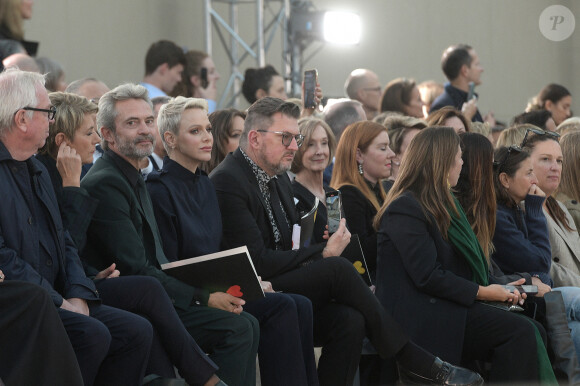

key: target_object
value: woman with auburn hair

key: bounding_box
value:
[427,106,471,133]
[331,121,394,281]
[557,131,580,232]
[291,117,336,244]
[374,127,550,383]
[204,108,246,173]
[379,78,424,118]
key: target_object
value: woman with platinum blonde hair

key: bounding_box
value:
[147,96,319,386]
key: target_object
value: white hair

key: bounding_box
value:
[0,68,46,137]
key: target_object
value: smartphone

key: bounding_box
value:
[325,189,342,234]
[303,69,318,109]
[200,67,209,89]
[504,285,539,296]
[466,81,475,101]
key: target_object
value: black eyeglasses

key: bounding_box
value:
[256,130,304,148]
[520,127,560,148]
[16,106,57,120]
[493,145,523,171]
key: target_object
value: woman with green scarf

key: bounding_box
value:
[373,127,552,383]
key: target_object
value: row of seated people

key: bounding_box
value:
[2,64,580,385]
[0,68,483,386]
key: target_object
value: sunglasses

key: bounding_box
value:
[520,127,560,148]
[493,145,523,171]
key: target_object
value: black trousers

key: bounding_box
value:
[96,276,218,385]
[58,302,153,386]
[461,302,543,383]
[244,292,318,386]
[0,281,83,385]
[177,305,259,386]
[271,257,409,386]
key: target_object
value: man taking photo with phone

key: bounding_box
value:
[210,96,482,386]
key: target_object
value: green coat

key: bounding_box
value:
[81,151,208,310]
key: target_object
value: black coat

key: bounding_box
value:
[210,149,325,279]
[0,142,98,306]
[376,191,479,364]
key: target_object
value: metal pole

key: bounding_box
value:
[203,0,212,55]
[256,0,265,66]
[230,0,240,106]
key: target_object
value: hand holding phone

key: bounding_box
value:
[325,189,342,234]
[466,81,475,101]
[303,69,318,109]
[200,67,209,89]
[504,285,539,296]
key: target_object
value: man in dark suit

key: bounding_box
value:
[81,83,257,386]
[0,68,153,386]
[210,96,481,386]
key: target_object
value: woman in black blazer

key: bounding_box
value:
[374,127,548,383]
[331,121,395,282]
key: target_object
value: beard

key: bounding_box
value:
[257,149,294,175]
[114,133,155,159]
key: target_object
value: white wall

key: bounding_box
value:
[25,0,578,123]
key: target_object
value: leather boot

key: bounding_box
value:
[545,291,580,385]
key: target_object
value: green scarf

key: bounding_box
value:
[446,195,489,285]
[447,195,557,384]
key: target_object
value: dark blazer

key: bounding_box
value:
[430,82,483,122]
[376,191,479,364]
[338,184,382,279]
[35,154,98,254]
[210,149,325,279]
[81,151,201,310]
[0,142,98,306]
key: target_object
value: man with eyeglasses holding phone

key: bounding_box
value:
[211,96,482,386]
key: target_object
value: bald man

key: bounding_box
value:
[344,69,382,120]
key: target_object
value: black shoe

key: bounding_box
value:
[398,357,484,385]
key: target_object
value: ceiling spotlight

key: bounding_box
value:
[323,11,361,45]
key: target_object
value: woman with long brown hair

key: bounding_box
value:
[205,108,246,173]
[331,121,394,281]
[374,127,548,383]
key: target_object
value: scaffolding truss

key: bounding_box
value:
[203,0,291,108]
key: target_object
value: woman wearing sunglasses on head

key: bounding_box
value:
[374,127,544,384]
[492,134,580,363]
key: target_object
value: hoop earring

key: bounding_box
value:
[358,163,364,175]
